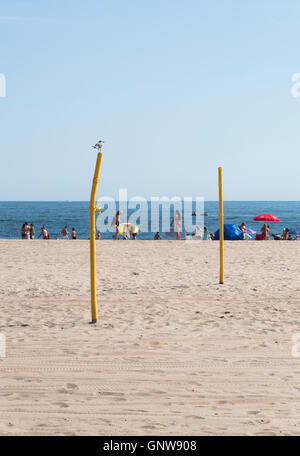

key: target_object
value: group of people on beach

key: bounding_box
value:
[20,223,77,240]
[268,226,298,240]
[238,221,298,240]
[20,215,298,241]
[20,221,100,241]
[111,211,138,240]
[61,225,77,240]
[111,210,188,240]
[20,223,35,240]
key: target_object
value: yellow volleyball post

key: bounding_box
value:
[89,151,103,323]
[218,167,224,284]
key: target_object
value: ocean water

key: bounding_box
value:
[0,201,299,240]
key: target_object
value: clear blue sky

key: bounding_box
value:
[1,0,300,201]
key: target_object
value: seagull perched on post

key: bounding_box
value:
[92,140,104,150]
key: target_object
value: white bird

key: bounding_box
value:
[92,140,104,150]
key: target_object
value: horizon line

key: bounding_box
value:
[0,200,300,203]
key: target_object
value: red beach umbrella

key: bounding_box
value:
[253,214,280,222]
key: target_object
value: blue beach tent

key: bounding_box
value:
[214,224,243,241]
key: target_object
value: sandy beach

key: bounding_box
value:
[0,239,300,435]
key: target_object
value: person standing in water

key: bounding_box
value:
[30,224,35,240]
[71,228,77,239]
[25,222,31,239]
[21,223,30,239]
[61,225,68,240]
[20,223,25,239]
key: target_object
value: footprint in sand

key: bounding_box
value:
[54,402,69,408]
[65,383,78,390]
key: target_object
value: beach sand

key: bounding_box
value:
[0,239,300,435]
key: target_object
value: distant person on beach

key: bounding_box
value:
[210,232,214,240]
[238,222,246,232]
[203,226,209,240]
[119,223,137,240]
[192,226,203,239]
[260,223,269,240]
[20,223,25,239]
[154,232,161,240]
[30,224,35,240]
[170,210,181,240]
[239,222,246,239]
[38,225,49,239]
[61,225,68,240]
[41,225,49,239]
[25,222,31,239]
[96,231,101,240]
[282,228,289,240]
[20,223,30,240]
[112,210,122,240]
[71,228,77,239]
[128,224,138,240]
